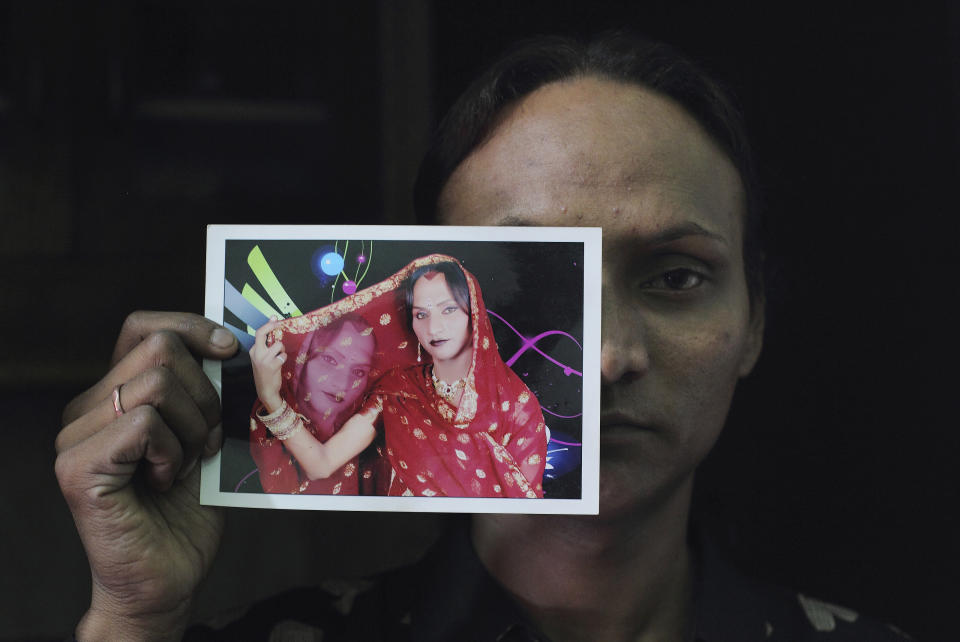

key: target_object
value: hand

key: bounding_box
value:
[55,311,238,641]
[250,317,286,413]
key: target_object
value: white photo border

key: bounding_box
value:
[202,224,601,515]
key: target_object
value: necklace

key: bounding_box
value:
[432,368,466,405]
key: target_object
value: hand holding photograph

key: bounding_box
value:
[202,225,601,514]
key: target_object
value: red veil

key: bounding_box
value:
[256,254,547,498]
[249,317,371,495]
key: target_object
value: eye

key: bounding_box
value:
[414,311,427,320]
[443,306,459,315]
[321,354,337,365]
[353,368,368,378]
[644,268,705,291]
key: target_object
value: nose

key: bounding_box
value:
[428,311,445,337]
[330,364,352,392]
[600,278,649,385]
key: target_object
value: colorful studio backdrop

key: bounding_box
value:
[219,238,585,499]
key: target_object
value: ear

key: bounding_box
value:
[738,295,765,377]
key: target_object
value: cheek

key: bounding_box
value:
[343,380,366,403]
[654,312,750,425]
[412,319,427,341]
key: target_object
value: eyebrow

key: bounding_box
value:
[496,215,728,245]
[412,299,458,310]
[326,347,372,368]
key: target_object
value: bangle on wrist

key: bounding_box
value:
[259,401,303,440]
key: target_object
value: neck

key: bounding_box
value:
[433,346,472,383]
[472,477,695,642]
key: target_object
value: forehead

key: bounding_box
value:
[313,323,374,364]
[412,273,454,304]
[439,76,744,244]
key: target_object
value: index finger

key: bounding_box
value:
[113,311,238,366]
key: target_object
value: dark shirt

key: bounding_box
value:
[185,521,911,641]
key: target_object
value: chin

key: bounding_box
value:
[595,456,694,522]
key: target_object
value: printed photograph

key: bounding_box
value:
[201,225,600,513]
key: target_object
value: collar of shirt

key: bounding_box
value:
[406,519,796,642]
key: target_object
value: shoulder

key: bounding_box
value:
[184,575,416,642]
[696,536,914,641]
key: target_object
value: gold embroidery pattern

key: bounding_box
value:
[344,463,356,477]
[501,400,511,412]
[518,391,529,404]
[296,353,307,364]
[397,341,407,349]
[482,336,490,350]
[488,422,498,432]
[494,484,502,493]
[360,326,373,336]
[502,433,512,446]
[413,427,426,440]
[438,433,448,442]
[476,469,486,479]
[399,460,409,470]
[458,433,470,444]
[249,418,257,432]
[455,449,468,461]
[332,482,342,494]
[527,454,541,466]
[402,488,414,496]
[422,489,436,497]
[272,258,452,338]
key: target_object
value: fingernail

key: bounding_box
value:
[210,328,236,348]
[205,424,223,454]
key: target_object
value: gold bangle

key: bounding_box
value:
[275,420,304,441]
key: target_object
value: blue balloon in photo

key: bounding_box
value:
[319,251,344,276]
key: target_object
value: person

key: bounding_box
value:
[53,32,910,641]
[249,314,376,495]
[250,255,546,498]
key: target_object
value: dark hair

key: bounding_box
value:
[414,32,764,304]
[403,261,471,328]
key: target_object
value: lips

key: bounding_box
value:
[600,412,652,431]
[322,390,345,403]
[429,339,448,347]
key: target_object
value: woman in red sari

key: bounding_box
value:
[249,315,376,494]
[252,254,547,498]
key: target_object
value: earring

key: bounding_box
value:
[417,343,422,362]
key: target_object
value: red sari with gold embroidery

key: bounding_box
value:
[256,254,547,498]
[249,323,366,495]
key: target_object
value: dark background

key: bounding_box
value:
[1,1,956,640]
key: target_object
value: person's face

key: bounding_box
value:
[303,322,375,422]
[411,273,472,364]
[439,77,764,517]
